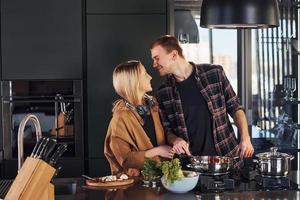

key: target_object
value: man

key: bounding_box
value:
[150,35,254,168]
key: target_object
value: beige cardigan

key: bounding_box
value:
[104,99,166,175]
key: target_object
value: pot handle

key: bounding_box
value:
[257,160,269,164]
[270,147,278,154]
[253,159,268,165]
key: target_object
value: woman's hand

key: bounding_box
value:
[126,168,140,176]
[145,145,174,158]
[156,145,174,159]
[172,137,191,156]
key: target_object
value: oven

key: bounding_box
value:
[1,80,84,178]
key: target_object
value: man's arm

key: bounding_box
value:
[233,110,254,158]
[158,107,191,155]
[217,66,254,158]
[155,92,191,155]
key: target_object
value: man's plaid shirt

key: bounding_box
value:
[156,63,244,167]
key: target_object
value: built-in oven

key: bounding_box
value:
[1,80,84,178]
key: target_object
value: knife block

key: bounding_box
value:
[5,157,55,200]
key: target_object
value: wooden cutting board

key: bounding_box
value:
[86,178,134,188]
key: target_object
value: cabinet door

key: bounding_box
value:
[87,0,166,14]
[87,14,166,160]
[1,0,82,80]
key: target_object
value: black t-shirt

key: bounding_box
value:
[176,72,217,156]
[142,114,157,147]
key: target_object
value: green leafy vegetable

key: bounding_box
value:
[141,158,184,185]
[161,158,184,185]
[141,158,162,181]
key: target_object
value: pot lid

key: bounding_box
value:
[255,147,293,159]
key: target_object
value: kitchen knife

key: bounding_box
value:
[33,137,47,158]
[82,175,97,182]
[50,145,68,166]
[30,137,44,157]
[52,165,62,181]
[53,146,67,165]
[43,139,57,161]
[49,145,67,166]
[81,174,98,182]
[49,144,68,166]
[36,137,50,159]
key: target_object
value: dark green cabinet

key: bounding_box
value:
[1,0,82,80]
[87,0,166,14]
[87,14,166,175]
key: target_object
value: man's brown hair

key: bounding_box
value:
[150,35,184,58]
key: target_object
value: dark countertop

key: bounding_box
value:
[55,171,300,200]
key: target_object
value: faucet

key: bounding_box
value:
[17,114,42,169]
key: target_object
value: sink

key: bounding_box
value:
[53,179,77,196]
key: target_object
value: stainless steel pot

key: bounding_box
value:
[189,156,239,174]
[255,147,294,177]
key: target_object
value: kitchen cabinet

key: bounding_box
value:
[86,14,166,176]
[87,0,166,14]
[1,0,82,80]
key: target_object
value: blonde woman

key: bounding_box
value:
[104,60,174,176]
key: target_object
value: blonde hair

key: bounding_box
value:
[112,60,142,106]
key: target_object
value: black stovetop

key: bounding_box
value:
[193,169,300,194]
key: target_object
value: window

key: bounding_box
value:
[250,0,299,153]
[175,11,238,92]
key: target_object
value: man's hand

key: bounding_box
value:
[237,137,254,158]
[232,110,254,158]
[172,137,191,156]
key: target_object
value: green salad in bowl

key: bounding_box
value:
[160,158,199,193]
[141,158,199,193]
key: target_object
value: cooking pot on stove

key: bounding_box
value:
[255,147,294,177]
[189,156,239,174]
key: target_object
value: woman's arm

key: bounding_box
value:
[145,145,174,158]
[110,137,174,170]
[110,136,146,170]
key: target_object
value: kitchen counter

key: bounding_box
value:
[55,171,300,200]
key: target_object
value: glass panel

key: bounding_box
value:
[251,2,299,152]
[1,80,82,159]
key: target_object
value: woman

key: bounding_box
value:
[104,60,173,176]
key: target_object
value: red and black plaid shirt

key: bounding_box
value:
[156,63,243,167]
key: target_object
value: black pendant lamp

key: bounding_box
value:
[200,0,280,29]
